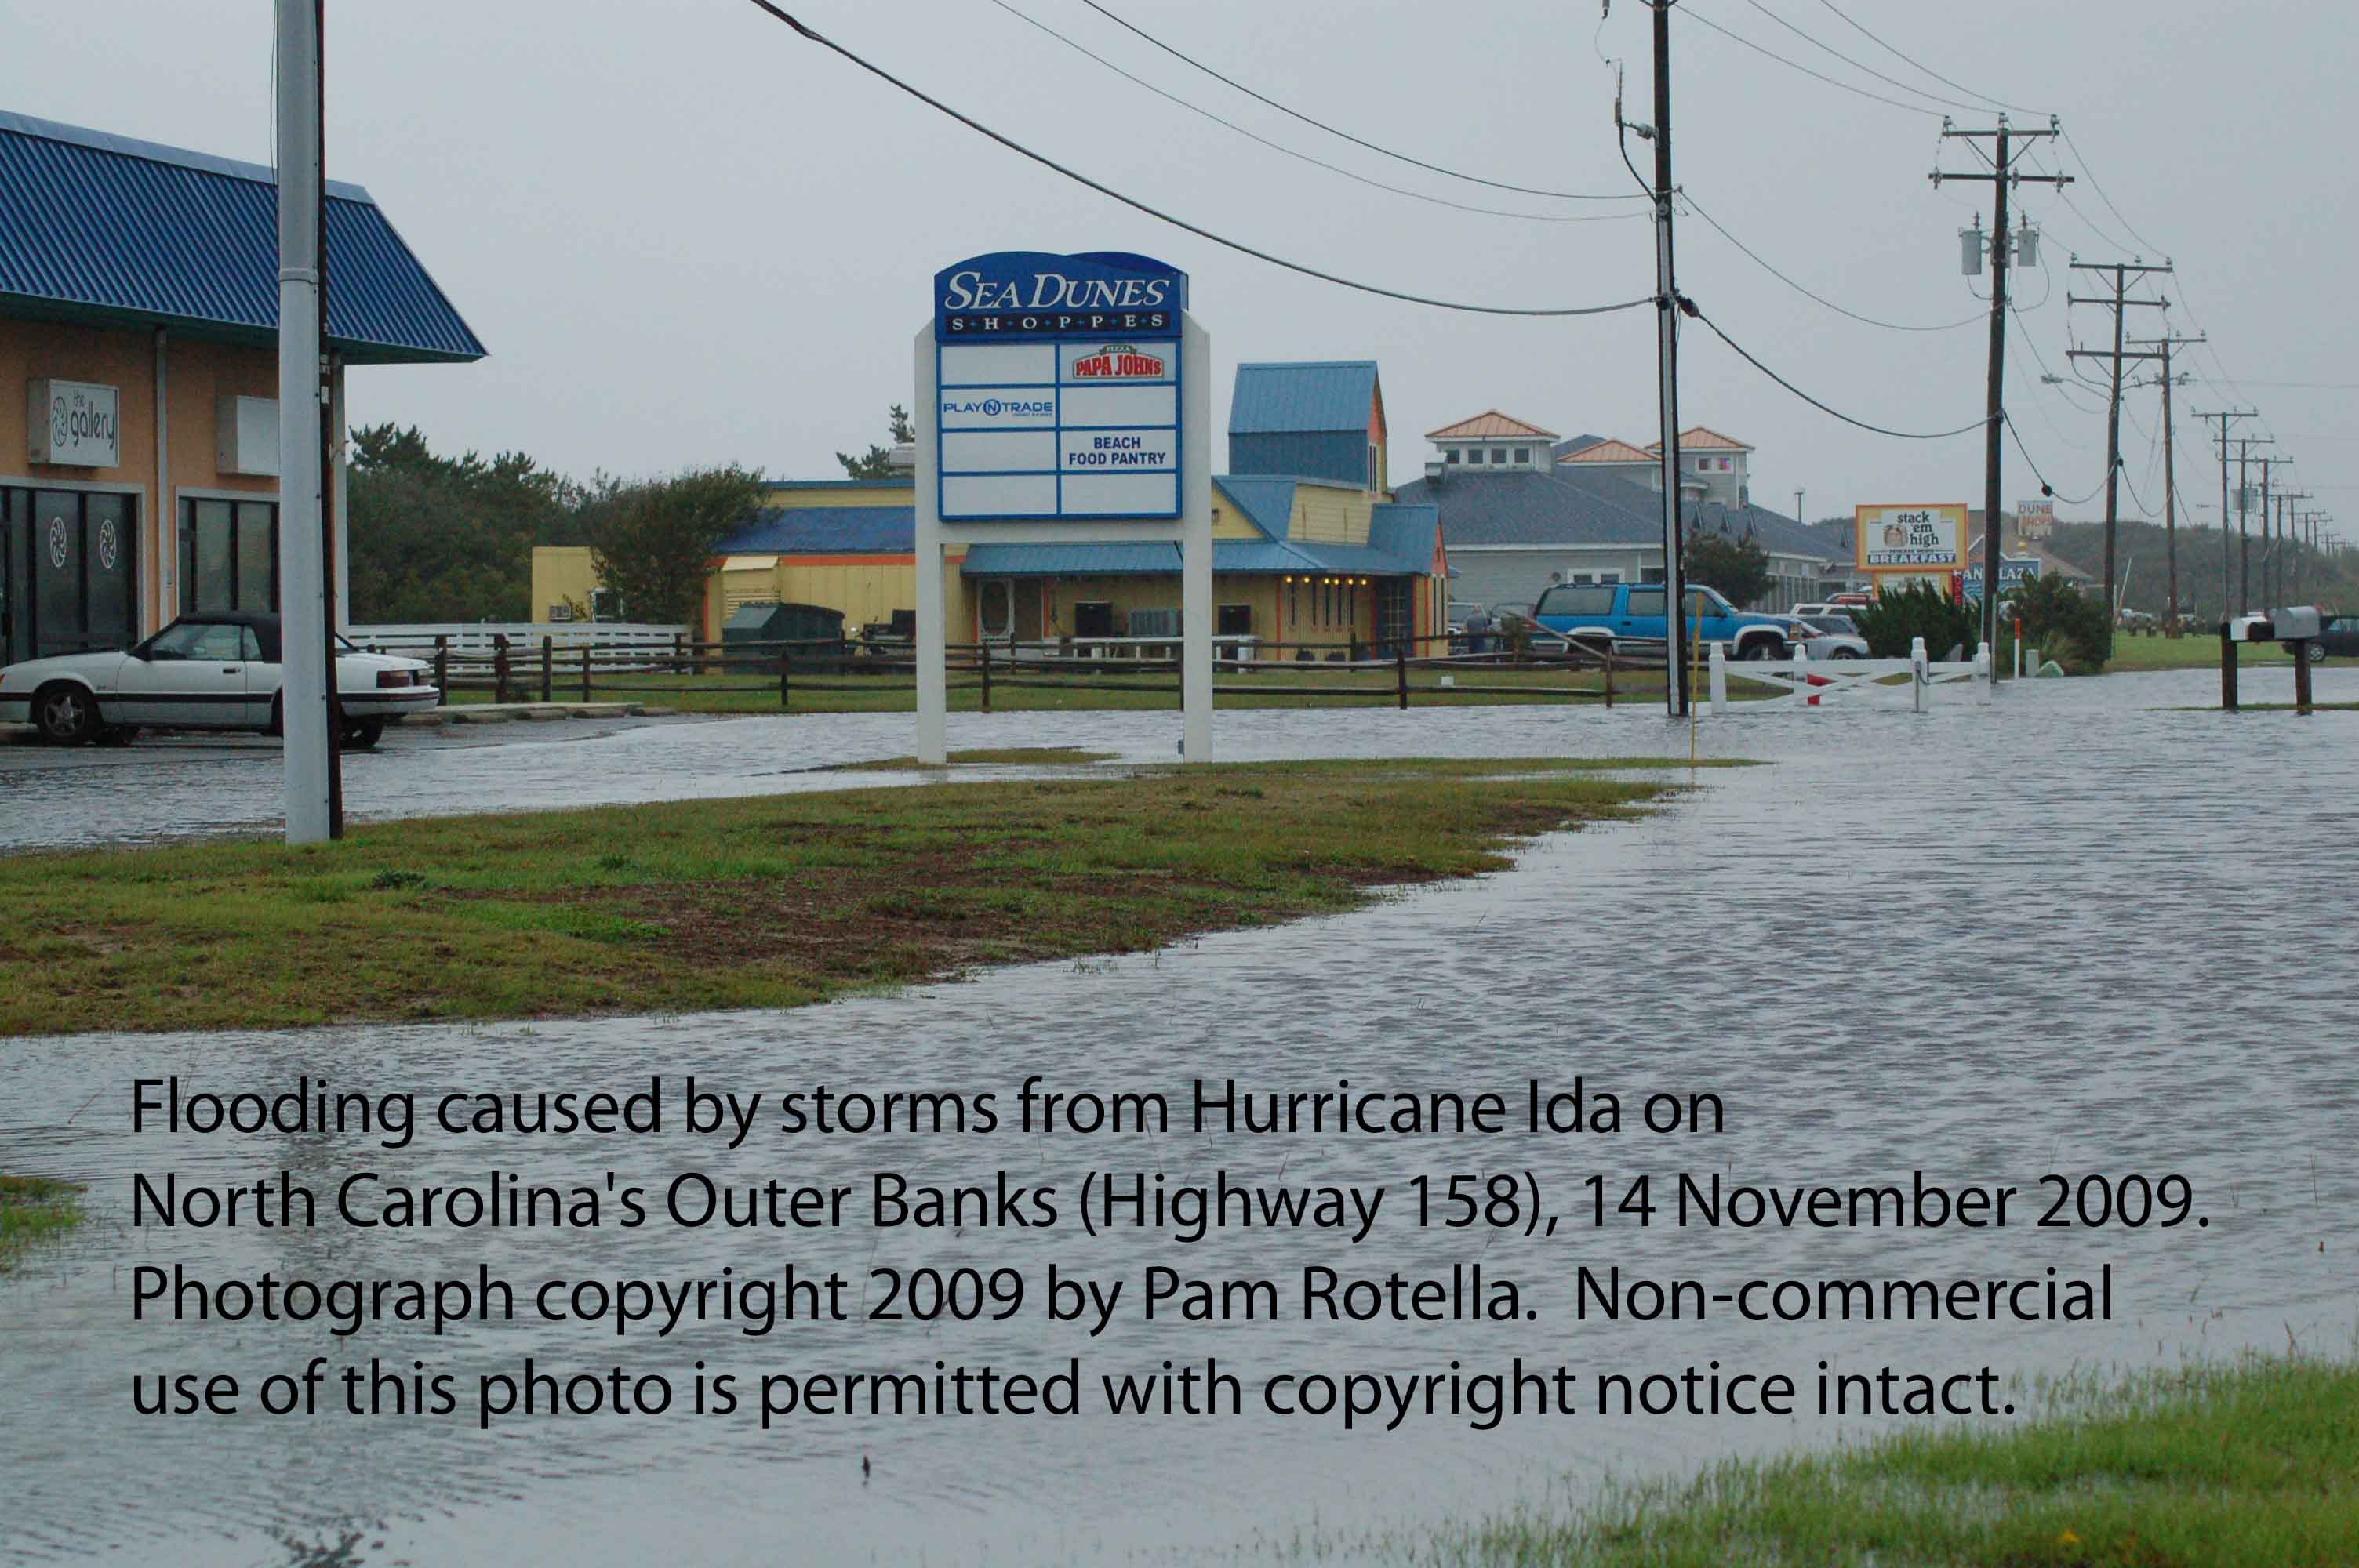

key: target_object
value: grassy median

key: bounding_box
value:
[1405,1356,2356,1567]
[0,1174,83,1269]
[0,755,1714,1037]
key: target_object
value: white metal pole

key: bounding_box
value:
[1180,314,1213,762]
[275,0,333,843]
[331,356,350,628]
[1707,641,1726,715]
[912,324,947,765]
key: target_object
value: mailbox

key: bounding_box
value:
[2272,606,2322,641]
[2227,615,2274,643]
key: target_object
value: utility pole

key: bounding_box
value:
[2066,261,2171,655]
[274,0,336,842]
[1932,117,2068,659]
[2274,491,2309,608]
[2194,410,2253,619]
[2254,456,2279,612]
[2230,434,2271,615]
[2126,334,2199,630]
[1624,0,1687,716]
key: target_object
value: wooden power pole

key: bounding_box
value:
[2066,261,2171,655]
[1932,116,2070,659]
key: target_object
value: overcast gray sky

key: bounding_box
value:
[13,0,2354,524]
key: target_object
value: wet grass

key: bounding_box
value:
[0,1174,84,1268]
[1334,1356,2357,1567]
[2101,634,2307,671]
[0,757,1728,1037]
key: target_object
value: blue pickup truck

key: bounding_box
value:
[1531,582,1794,660]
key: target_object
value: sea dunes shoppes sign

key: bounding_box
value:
[934,252,1187,521]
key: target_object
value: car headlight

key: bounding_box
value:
[376,670,412,688]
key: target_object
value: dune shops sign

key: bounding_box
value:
[914,250,1211,765]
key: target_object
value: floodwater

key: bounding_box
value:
[2,667,2354,1566]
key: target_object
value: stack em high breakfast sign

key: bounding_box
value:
[1854,504,1969,573]
[934,252,1186,521]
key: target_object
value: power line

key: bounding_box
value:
[2003,411,2106,505]
[1682,191,1981,331]
[1673,5,1943,117]
[1076,0,1640,201]
[1692,306,1992,438]
[1733,0,1995,116]
[2061,132,2168,259]
[742,1,1656,318]
[1808,0,2048,117]
[979,0,1645,224]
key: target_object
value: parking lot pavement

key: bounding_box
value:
[0,710,715,848]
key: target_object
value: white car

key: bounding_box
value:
[0,612,438,748]
[1783,613,1870,659]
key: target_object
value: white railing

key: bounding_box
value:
[1707,637,1993,713]
[347,622,688,655]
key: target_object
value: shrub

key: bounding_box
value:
[2008,574,2111,673]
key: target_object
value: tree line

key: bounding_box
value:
[345,423,762,626]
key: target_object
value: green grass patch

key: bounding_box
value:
[2100,634,2308,671]
[0,757,1712,1037]
[1380,1356,2358,1567]
[0,1174,85,1269]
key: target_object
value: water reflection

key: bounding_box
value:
[2,669,2354,1566]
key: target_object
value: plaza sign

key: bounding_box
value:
[934,252,1186,521]
[27,379,119,467]
[1856,503,1968,572]
[1961,557,2042,601]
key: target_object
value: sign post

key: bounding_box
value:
[914,252,1210,764]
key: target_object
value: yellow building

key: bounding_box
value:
[533,361,1450,652]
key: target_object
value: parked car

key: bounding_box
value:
[1531,582,1793,659]
[1781,613,1869,659]
[0,612,437,748]
[1790,601,1851,619]
[2310,612,2359,662]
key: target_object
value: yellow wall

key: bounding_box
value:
[531,546,600,621]
[761,480,914,510]
[1290,484,1371,546]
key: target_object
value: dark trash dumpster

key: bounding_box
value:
[722,601,846,661]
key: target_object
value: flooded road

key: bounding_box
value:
[2,668,2354,1566]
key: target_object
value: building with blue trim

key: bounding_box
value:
[1,109,482,659]
[533,361,1449,652]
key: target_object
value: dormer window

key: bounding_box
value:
[1514,447,1531,465]
[1491,448,1508,465]
[1446,448,1461,464]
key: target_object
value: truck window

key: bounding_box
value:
[1536,585,1616,618]
[1626,589,1667,618]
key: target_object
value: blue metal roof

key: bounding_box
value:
[1228,361,1379,435]
[1369,502,1441,571]
[715,506,917,554]
[961,542,1182,577]
[960,537,1425,579]
[0,110,484,364]
[1212,475,1294,539]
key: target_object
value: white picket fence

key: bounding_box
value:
[346,622,688,655]
[1707,637,1991,713]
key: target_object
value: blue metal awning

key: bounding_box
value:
[0,110,484,364]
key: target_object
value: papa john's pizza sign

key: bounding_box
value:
[1855,503,1969,572]
[933,252,1187,522]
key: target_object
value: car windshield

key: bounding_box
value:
[1806,615,1856,633]
[144,621,249,662]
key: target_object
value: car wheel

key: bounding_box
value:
[2308,642,2328,665]
[1832,648,1861,660]
[1742,639,1780,661]
[339,718,386,750]
[33,683,100,745]
[266,694,284,737]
